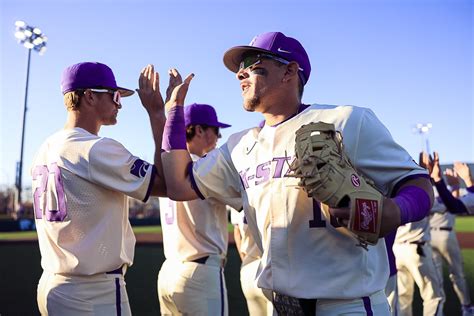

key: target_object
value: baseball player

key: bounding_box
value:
[391,152,445,316]
[230,208,273,316]
[161,32,434,315]
[428,153,474,316]
[157,103,233,315]
[393,216,444,316]
[31,63,170,315]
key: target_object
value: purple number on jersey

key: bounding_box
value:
[32,163,68,222]
[309,199,341,228]
[309,199,326,228]
[164,199,175,225]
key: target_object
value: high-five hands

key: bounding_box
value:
[137,65,164,115]
[165,68,194,110]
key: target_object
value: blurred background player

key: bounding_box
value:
[157,103,233,315]
[31,63,169,315]
[392,152,445,316]
[161,31,434,315]
[230,208,273,316]
[427,152,474,316]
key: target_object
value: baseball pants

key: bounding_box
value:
[240,257,273,316]
[271,289,390,316]
[157,255,228,316]
[393,242,444,316]
[385,274,400,316]
[37,268,130,316]
[431,228,472,306]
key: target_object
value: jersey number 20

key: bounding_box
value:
[32,163,67,221]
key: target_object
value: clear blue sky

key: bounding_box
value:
[1,0,472,190]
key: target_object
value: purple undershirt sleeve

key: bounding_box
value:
[394,185,431,225]
[162,106,187,152]
[434,179,468,214]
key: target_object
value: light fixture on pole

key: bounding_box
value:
[413,122,433,154]
[14,20,47,205]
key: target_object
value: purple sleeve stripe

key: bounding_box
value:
[142,165,157,202]
[187,161,205,200]
[467,186,474,193]
[434,179,468,214]
[391,173,430,197]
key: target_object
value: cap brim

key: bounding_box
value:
[117,87,135,97]
[223,46,276,73]
[217,122,231,128]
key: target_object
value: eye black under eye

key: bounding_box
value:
[250,68,268,76]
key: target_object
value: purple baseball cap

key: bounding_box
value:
[184,103,231,128]
[223,32,311,85]
[60,62,134,97]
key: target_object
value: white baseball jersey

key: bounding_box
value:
[190,103,426,299]
[230,208,261,261]
[159,154,232,261]
[430,193,455,229]
[31,127,155,275]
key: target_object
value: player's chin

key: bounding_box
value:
[104,118,118,125]
[243,100,258,112]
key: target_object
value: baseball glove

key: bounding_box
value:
[287,122,384,248]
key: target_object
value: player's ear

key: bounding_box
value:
[81,89,96,106]
[195,125,204,136]
[283,62,300,83]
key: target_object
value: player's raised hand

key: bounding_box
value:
[165,68,182,112]
[137,64,165,115]
[453,161,473,187]
[444,168,460,187]
[419,151,432,174]
[430,152,442,182]
[164,69,194,110]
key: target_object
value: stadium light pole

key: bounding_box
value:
[413,123,433,154]
[14,21,47,205]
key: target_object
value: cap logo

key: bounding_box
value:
[249,36,258,46]
[277,47,292,54]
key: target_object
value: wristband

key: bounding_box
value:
[162,106,187,151]
[394,186,431,225]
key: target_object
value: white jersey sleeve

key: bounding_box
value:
[339,107,426,195]
[88,137,154,202]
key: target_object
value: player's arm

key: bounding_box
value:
[382,152,435,234]
[160,70,198,201]
[136,65,171,197]
[428,152,469,214]
[374,175,434,236]
[233,224,245,261]
[454,161,474,188]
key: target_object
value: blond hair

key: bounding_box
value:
[63,91,82,111]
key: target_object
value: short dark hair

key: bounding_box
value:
[186,124,216,141]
